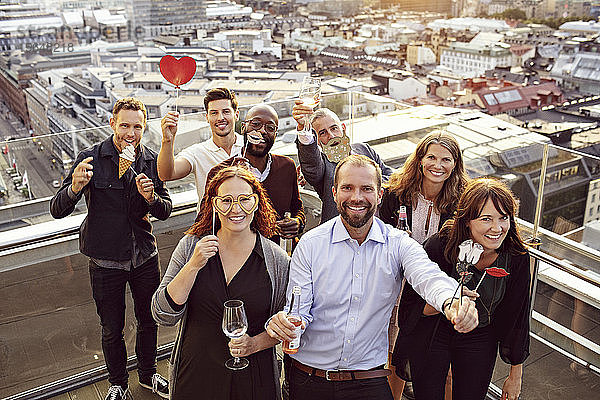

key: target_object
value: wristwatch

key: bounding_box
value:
[442,298,453,316]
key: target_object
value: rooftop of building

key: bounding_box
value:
[428,17,510,32]
[559,20,600,33]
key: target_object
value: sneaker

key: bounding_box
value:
[104,385,128,400]
[139,373,169,399]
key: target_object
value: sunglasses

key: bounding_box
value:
[243,119,278,135]
[212,193,259,215]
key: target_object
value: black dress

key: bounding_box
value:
[173,236,277,400]
[392,233,531,396]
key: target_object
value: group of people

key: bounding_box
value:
[50,87,531,400]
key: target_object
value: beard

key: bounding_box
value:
[337,200,376,228]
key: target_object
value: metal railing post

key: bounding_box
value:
[348,90,354,143]
[529,143,549,318]
[532,143,550,240]
[529,143,550,318]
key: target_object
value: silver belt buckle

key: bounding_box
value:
[325,370,336,381]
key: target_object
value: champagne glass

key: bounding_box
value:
[222,299,249,370]
[298,76,321,135]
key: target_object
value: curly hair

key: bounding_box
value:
[441,178,527,264]
[386,130,469,214]
[112,97,147,124]
[186,166,278,238]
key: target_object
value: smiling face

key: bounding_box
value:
[215,176,256,234]
[110,109,145,152]
[312,114,345,146]
[467,198,510,254]
[243,105,278,157]
[206,98,239,138]
[420,143,456,186]
[333,162,382,229]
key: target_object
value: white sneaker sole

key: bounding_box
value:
[139,382,169,399]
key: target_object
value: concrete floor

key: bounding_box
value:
[48,359,170,400]
[46,337,600,400]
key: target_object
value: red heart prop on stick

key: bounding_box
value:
[159,55,196,88]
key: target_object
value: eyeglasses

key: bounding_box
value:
[212,193,259,215]
[243,119,278,135]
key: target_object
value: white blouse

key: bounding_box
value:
[411,192,441,245]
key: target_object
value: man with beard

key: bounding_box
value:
[206,104,305,242]
[158,88,243,213]
[292,104,392,223]
[265,155,479,400]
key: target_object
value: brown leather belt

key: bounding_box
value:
[291,359,391,381]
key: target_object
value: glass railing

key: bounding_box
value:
[0,92,407,211]
[1,92,599,399]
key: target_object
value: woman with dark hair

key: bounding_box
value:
[393,178,531,400]
[380,130,469,399]
[152,166,289,400]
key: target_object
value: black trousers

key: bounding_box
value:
[285,358,393,400]
[89,255,160,388]
[410,323,497,400]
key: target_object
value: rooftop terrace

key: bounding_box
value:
[1,92,599,399]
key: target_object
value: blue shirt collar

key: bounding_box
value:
[331,216,386,245]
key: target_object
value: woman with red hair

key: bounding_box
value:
[152,166,290,400]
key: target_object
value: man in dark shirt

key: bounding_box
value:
[206,104,305,244]
[292,103,392,223]
[50,97,172,400]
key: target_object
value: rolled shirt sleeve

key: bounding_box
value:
[399,234,457,312]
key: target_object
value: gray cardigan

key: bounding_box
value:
[297,138,393,223]
[152,233,290,399]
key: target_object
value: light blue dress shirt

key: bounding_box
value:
[288,216,458,370]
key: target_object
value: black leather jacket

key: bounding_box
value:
[50,136,172,261]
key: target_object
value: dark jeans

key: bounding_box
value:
[285,359,393,400]
[89,255,160,388]
[411,323,497,400]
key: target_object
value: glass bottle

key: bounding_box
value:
[280,211,293,256]
[282,286,302,354]
[397,205,411,234]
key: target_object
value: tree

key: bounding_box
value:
[502,8,527,21]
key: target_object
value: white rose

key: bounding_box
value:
[458,239,473,262]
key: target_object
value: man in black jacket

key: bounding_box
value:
[292,104,393,223]
[50,98,172,400]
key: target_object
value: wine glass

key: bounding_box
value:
[222,299,249,370]
[298,76,321,135]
